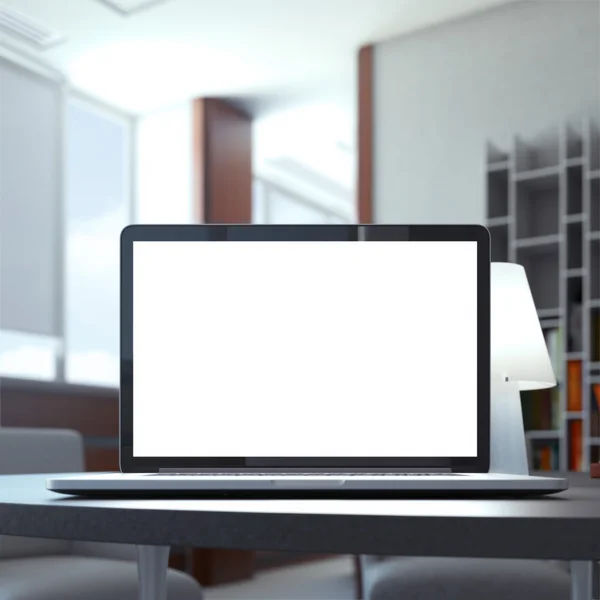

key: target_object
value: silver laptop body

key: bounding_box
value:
[47,225,568,497]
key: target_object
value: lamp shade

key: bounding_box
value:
[491,262,556,391]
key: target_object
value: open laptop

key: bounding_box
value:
[47,224,567,497]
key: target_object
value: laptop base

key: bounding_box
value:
[47,472,568,498]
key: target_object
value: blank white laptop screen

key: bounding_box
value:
[133,241,478,458]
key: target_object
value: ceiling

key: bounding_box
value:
[1,0,519,115]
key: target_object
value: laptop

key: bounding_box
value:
[47,224,567,497]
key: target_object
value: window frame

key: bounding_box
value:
[254,176,353,225]
[61,89,136,389]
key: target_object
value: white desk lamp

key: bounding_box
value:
[489,262,557,475]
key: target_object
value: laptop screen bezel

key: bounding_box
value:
[120,224,490,473]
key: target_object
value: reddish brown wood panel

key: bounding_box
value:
[85,446,119,472]
[191,548,255,586]
[254,552,338,571]
[169,549,187,572]
[194,98,252,224]
[358,45,374,224]
[0,387,118,437]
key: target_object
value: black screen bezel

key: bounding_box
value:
[120,224,490,473]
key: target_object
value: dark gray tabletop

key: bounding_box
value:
[1,473,600,561]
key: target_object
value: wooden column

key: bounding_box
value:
[190,97,255,585]
[358,45,374,224]
[193,98,253,224]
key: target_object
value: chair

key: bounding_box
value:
[0,427,204,600]
[358,555,571,600]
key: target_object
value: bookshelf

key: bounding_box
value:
[486,118,600,472]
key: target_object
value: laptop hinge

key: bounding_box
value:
[157,467,453,474]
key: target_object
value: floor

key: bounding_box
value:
[204,557,358,600]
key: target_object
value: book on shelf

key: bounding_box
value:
[538,446,552,471]
[591,393,600,437]
[567,360,582,411]
[569,420,583,471]
[594,312,600,362]
[588,386,600,439]
[521,388,561,431]
[551,387,561,430]
[531,441,559,471]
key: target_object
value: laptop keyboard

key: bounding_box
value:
[152,472,462,477]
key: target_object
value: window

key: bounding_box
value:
[0,331,60,381]
[64,98,132,387]
[254,179,352,225]
[1,53,133,388]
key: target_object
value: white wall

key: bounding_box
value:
[136,101,195,224]
[374,0,600,224]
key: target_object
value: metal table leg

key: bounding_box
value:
[137,545,170,600]
[571,561,594,600]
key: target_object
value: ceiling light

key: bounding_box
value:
[96,0,173,15]
[0,3,65,49]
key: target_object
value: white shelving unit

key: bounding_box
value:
[487,117,600,472]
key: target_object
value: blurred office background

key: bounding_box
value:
[0,0,598,597]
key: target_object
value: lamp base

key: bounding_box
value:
[489,379,529,476]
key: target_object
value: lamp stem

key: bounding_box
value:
[489,378,529,475]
